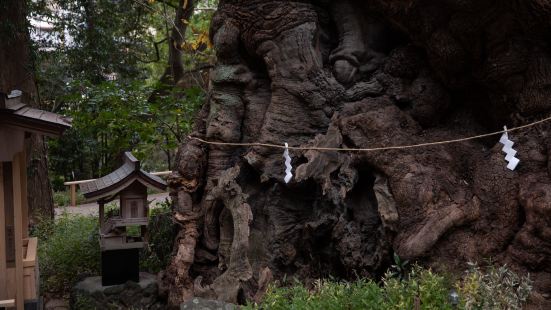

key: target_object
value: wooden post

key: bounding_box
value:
[99,202,104,229]
[0,163,7,301]
[12,153,25,310]
[19,151,28,239]
[70,184,77,207]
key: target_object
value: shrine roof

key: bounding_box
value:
[80,152,167,201]
[0,91,71,136]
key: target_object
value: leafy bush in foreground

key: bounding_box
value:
[246,263,532,310]
[35,202,175,296]
[35,215,100,295]
[457,262,532,310]
[245,266,453,310]
[140,200,176,273]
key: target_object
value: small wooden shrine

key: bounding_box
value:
[80,152,166,286]
[0,91,71,310]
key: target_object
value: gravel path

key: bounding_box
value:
[54,192,171,218]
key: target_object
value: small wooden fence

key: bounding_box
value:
[63,171,172,207]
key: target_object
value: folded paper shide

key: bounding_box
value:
[283,142,293,183]
[499,126,520,171]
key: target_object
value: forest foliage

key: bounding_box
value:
[27,0,217,184]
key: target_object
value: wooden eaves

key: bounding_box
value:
[0,91,71,137]
[79,152,167,203]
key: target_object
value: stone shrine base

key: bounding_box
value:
[70,272,164,309]
[180,298,236,310]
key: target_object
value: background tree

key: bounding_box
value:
[1,0,56,221]
[30,0,215,185]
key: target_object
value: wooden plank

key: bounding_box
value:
[3,163,14,264]
[151,171,171,176]
[0,114,68,138]
[12,152,25,310]
[0,163,7,300]
[70,184,77,207]
[114,169,124,180]
[5,102,25,111]
[104,174,114,186]
[6,268,15,300]
[0,299,15,307]
[64,179,96,186]
[63,171,171,187]
[16,108,43,120]
[19,151,28,239]
[0,127,25,162]
[22,238,37,267]
[23,264,36,300]
[97,177,106,190]
[89,182,98,192]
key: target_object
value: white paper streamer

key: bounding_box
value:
[283,142,293,183]
[7,90,22,98]
[499,126,520,171]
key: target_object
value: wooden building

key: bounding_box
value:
[0,91,71,309]
[80,152,166,286]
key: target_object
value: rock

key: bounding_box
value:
[180,298,236,310]
[143,282,158,296]
[70,272,165,309]
[124,280,142,291]
[103,284,124,295]
[119,289,140,308]
[44,299,69,310]
[90,291,107,302]
[140,296,154,306]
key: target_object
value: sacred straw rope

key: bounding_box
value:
[188,115,551,152]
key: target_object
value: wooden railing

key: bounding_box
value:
[63,171,172,207]
[22,238,38,301]
[0,299,15,308]
[3,237,38,308]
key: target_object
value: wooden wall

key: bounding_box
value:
[0,152,31,309]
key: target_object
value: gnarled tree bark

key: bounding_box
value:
[166,0,551,307]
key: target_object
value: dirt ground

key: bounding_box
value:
[54,192,171,218]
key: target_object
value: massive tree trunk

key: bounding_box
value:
[0,0,55,222]
[165,0,551,307]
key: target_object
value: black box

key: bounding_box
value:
[101,249,140,286]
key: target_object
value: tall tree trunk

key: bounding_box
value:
[166,0,551,307]
[1,0,55,222]
[154,0,196,88]
[147,0,201,168]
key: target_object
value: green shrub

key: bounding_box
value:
[126,225,141,237]
[35,201,175,295]
[456,262,532,310]
[52,190,85,207]
[140,200,175,273]
[245,266,453,310]
[72,293,98,310]
[246,263,532,310]
[382,266,453,310]
[104,202,120,217]
[34,214,100,295]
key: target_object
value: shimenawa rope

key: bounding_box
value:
[188,115,551,152]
